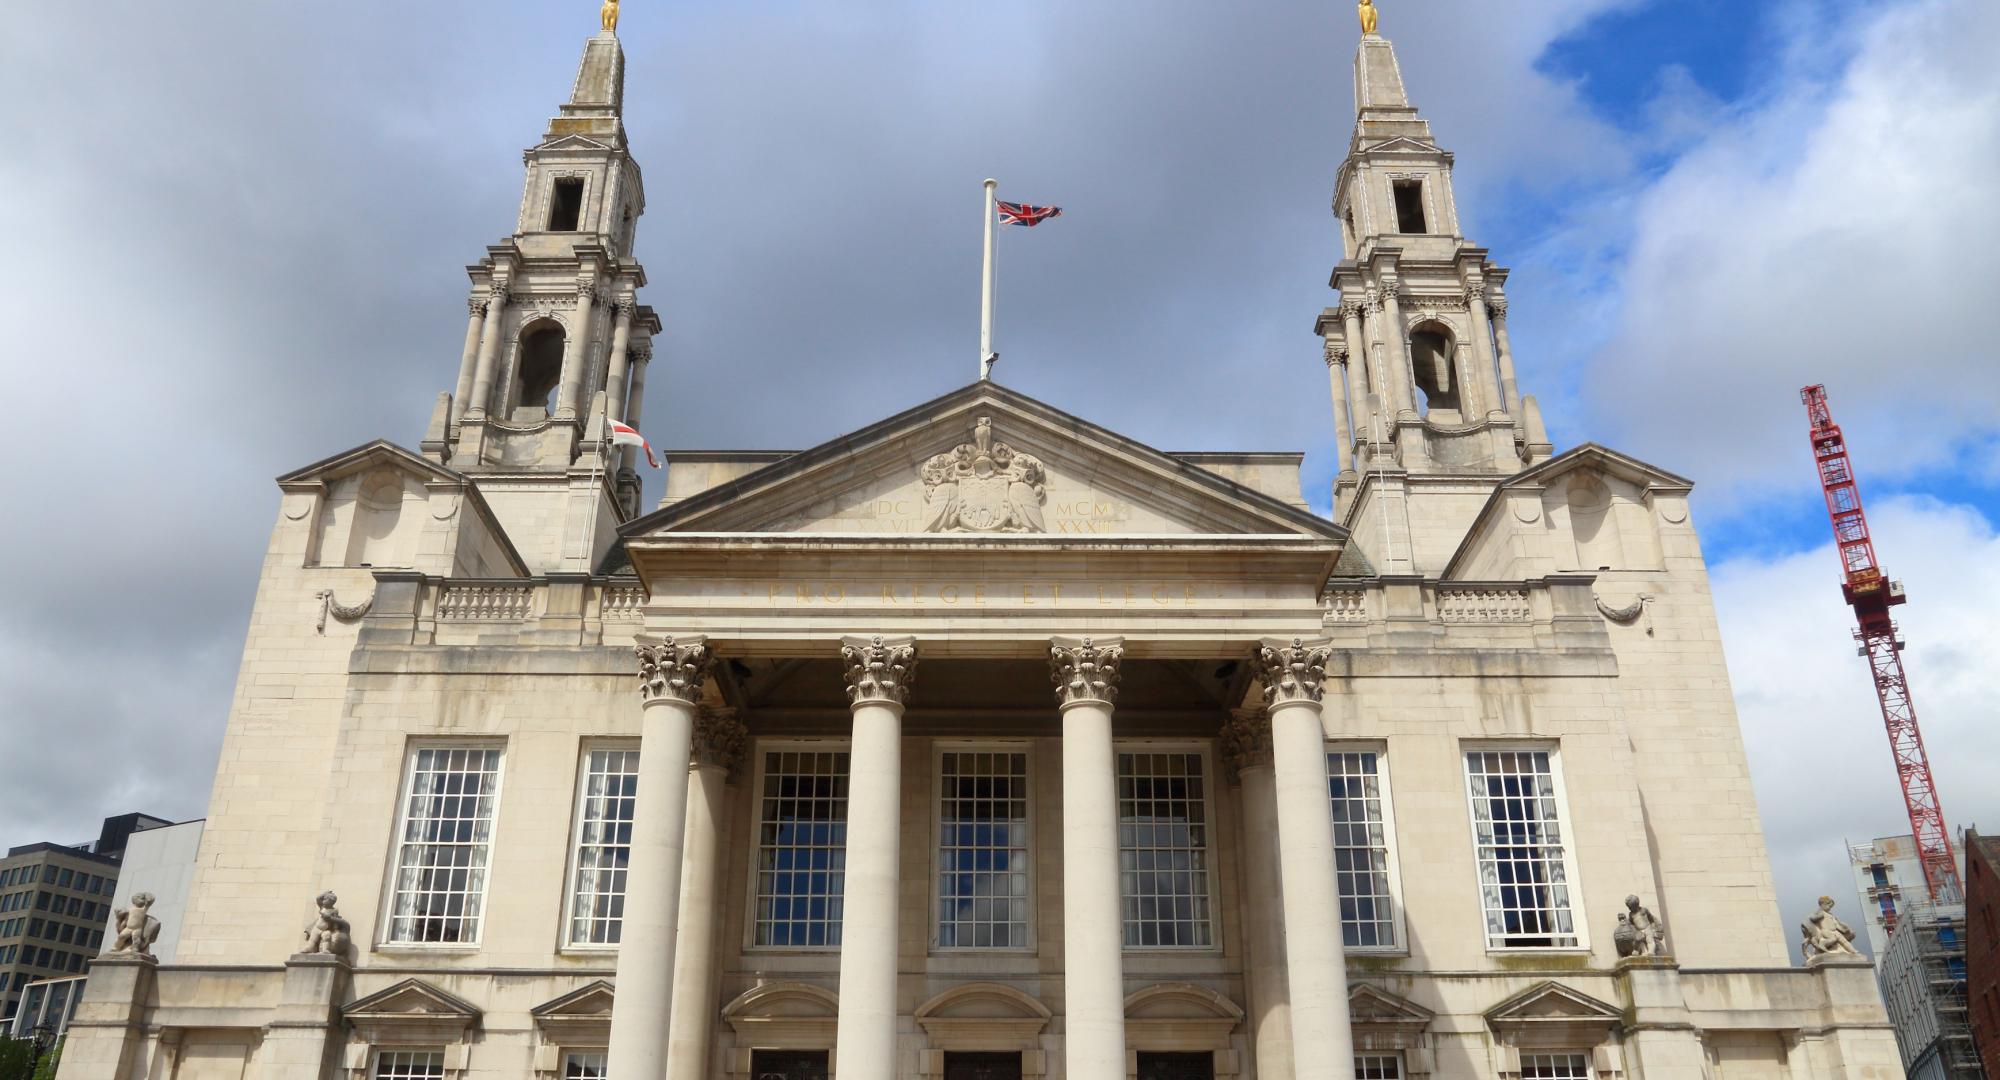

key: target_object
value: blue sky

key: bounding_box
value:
[2,0,1997,956]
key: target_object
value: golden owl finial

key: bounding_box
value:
[601,0,620,34]
[1358,0,1378,36]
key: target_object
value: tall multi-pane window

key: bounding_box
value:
[1354,1055,1404,1079]
[937,750,1030,948]
[1521,1053,1592,1079]
[1117,750,1213,948]
[562,1050,609,1078]
[1328,750,1399,949]
[373,1050,446,1079]
[1463,748,1580,948]
[754,748,850,947]
[567,748,639,947]
[384,747,504,944]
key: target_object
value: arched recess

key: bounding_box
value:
[914,982,1054,1078]
[1565,474,1624,572]
[721,981,838,1076]
[1124,983,1246,1078]
[344,468,415,568]
[1407,320,1461,416]
[513,319,566,412]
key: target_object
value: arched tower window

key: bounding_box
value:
[514,322,565,412]
[1408,325,1460,414]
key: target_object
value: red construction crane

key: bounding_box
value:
[1801,384,1962,908]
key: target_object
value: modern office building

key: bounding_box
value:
[0,813,169,1021]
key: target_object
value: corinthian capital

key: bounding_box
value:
[1325,342,1351,367]
[1338,300,1367,322]
[1487,297,1508,320]
[1377,277,1403,303]
[487,281,511,307]
[1463,281,1487,305]
[1252,637,1334,706]
[1050,636,1124,707]
[1218,708,1274,778]
[691,705,748,775]
[468,295,489,318]
[841,635,917,707]
[616,295,637,320]
[635,635,711,705]
[576,274,598,302]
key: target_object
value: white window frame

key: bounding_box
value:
[372,1048,448,1079]
[1327,742,1408,954]
[561,740,641,952]
[1460,742,1589,952]
[1353,1052,1405,1079]
[1113,740,1221,953]
[743,739,852,953]
[560,1048,609,1079]
[1519,1052,1594,1079]
[930,741,1037,953]
[377,742,507,950]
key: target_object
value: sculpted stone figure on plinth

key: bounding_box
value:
[1614,894,1666,958]
[109,893,162,958]
[1801,895,1862,960]
[301,891,351,957]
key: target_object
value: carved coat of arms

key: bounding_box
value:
[921,417,1046,533]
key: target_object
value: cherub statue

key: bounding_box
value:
[1801,895,1862,960]
[1358,0,1379,36]
[109,892,162,958]
[601,0,620,34]
[301,891,352,957]
[1614,894,1665,957]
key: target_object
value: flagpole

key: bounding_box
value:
[980,177,997,381]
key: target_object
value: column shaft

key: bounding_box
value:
[1270,699,1355,1079]
[1326,350,1354,477]
[1492,302,1522,415]
[836,636,916,1079]
[1238,761,1295,1080]
[1378,288,1414,418]
[1341,306,1380,443]
[663,759,734,1080]
[451,301,485,420]
[466,285,508,419]
[557,282,597,419]
[605,301,636,423]
[607,638,710,1080]
[1062,699,1126,1076]
[1467,291,1500,419]
[621,351,650,472]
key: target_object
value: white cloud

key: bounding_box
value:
[1715,496,2000,954]
[1562,0,2000,509]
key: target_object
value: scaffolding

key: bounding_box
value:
[1878,901,1984,1078]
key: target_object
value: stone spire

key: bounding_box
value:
[427,24,665,568]
[1317,20,1549,576]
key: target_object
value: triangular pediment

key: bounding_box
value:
[1442,441,1693,579]
[277,439,462,488]
[531,980,615,1019]
[1350,983,1435,1026]
[1359,135,1443,155]
[1484,980,1621,1025]
[343,978,481,1021]
[623,383,1343,541]
[532,133,618,154]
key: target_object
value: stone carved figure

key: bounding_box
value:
[1801,895,1861,960]
[1614,894,1665,957]
[1358,0,1378,35]
[301,891,351,957]
[920,416,1047,533]
[601,0,620,33]
[109,892,162,958]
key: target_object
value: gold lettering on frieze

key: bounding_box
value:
[733,581,1218,609]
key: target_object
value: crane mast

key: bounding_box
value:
[1801,384,1961,907]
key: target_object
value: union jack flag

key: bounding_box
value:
[996,200,1063,227]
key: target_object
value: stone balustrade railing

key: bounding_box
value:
[436,582,539,621]
[356,572,649,647]
[1322,575,1604,645]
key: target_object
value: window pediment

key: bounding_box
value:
[342,977,480,1046]
[1484,980,1621,1049]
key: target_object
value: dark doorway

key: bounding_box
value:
[1138,1051,1216,1080]
[944,1051,1023,1080]
[750,1049,829,1080]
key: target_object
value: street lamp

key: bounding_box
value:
[26,1021,56,1077]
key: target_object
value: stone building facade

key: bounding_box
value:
[59,15,1904,1080]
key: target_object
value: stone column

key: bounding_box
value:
[1050,637,1128,1080]
[1252,638,1355,1080]
[605,296,637,423]
[1376,280,1415,419]
[1464,283,1499,419]
[836,635,918,1079]
[1222,708,1295,1080]
[451,297,487,420]
[557,276,598,420]
[1490,296,1521,417]
[620,341,651,472]
[664,706,748,1080]
[1324,342,1355,479]
[607,636,712,1080]
[465,280,510,419]
[1344,300,1376,442]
